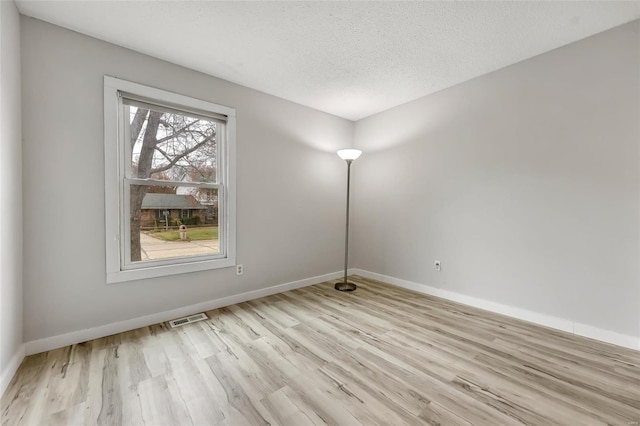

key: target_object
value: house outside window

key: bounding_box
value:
[104,77,236,283]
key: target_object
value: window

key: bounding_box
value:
[104,76,236,283]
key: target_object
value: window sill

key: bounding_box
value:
[106,257,236,284]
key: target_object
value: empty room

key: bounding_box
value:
[1,1,639,424]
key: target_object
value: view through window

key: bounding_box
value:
[125,99,224,265]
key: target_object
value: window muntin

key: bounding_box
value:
[104,76,236,283]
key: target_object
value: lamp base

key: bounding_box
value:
[334,281,357,292]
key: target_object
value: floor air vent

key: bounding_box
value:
[169,312,208,328]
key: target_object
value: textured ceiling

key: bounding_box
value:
[15,1,640,121]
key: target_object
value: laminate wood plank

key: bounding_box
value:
[136,375,192,426]
[179,322,221,360]
[259,388,308,426]
[494,337,639,396]
[418,400,475,426]
[49,402,84,426]
[2,276,639,425]
[386,330,611,424]
[204,354,271,426]
[242,299,299,330]
[351,345,524,425]
[316,366,421,426]
[465,352,631,424]
[96,346,123,426]
[81,345,108,425]
[320,359,430,420]
[279,382,363,426]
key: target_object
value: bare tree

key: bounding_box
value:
[129,107,217,261]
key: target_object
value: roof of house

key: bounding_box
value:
[141,193,206,210]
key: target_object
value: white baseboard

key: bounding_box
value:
[1,344,25,398]
[24,268,639,356]
[25,271,342,356]
[352,269,640,351]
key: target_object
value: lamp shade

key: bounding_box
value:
[337,149,362,161]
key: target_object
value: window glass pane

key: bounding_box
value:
[130,184,220,263]
[127,105,218,183]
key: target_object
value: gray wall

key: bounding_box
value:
[352,21,640,337]
[21,17,353,342]
[0,0,23,376]
[18,15,640,344]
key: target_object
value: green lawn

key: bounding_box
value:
[148,226,218,242]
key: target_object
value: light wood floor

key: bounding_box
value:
[2,276,639,425]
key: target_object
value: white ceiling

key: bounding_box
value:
[15,1,640,121]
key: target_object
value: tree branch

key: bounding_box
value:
[150,134,216,175]
[155,119,202,144]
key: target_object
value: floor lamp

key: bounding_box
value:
[335,149,362,292]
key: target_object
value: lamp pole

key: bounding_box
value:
[335,149,361,292]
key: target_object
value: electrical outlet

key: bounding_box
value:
[236,264,244,276]
[434,260,441,271]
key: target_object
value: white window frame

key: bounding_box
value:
[104,76,236,283]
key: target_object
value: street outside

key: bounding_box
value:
[139,232,219,260]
